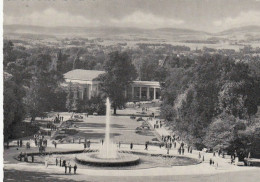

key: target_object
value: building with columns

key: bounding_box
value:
[63,69,161,101]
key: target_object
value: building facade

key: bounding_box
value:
[63,69,161,101]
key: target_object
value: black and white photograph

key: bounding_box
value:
[2,0,260,181]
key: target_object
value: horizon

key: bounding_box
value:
[4,0,260,33]
[4,23,260,34]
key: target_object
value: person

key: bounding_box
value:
[178,148,181,155]
[24,153,28,162]
[63,160,66,167]
[199,152,201,159]
[45,159,48,168]
[18,152,22,161]
[31,155,34,163]
[54,142,57,148]
[248,152,251,159]
[181,147,184,155]
[174,142,176,148]
[88,140,91,148]
[210,158,212,165]
[74,164,77,174]
[17,140,19,147]
[65,164,67,174]
[213,152,216,157]
[202,155,205,161]
[190,147,193,154]
[180,142,184,148]
[69,165,72,174]
[145,142,148,150]
[101,139,104,145]
[130,143,133,150]
[118,142,121,149]
[20,139,23,147]
[60,158,62,167]
[56,158,58,166]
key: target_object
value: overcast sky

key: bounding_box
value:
[4,0,260,32]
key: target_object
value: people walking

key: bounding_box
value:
[69,165,72,174]
[145,142,148,150]
[130,143,133,150]
[54,142,57,148]
[74,164,77,174]
[65,164,67,174]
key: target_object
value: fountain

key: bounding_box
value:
[98,98,117,159]
[75,98,140,167]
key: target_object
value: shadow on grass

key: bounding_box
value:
[4,169,89,182]
[72,132,121,139]
[75,123,126,129]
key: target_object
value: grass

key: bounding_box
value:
[53,115,158,144]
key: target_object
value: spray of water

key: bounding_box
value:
[98,98,118,159]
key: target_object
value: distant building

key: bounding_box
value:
[63,69,161,101]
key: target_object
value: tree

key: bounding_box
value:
[98,51,137,114]
[3,40,15,66]
[66,82,74,112]
[24,53,64,120]
[4,78,26,141]
[84,95,106,115]
[72,87,80,112]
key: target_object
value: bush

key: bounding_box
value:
[82,95,106,115]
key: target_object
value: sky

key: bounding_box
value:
[3,0,260,32]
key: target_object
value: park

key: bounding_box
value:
[3,1,260,181]
[4,97,260,182]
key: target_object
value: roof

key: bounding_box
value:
[64,69,105,81]
[132,80,160,87]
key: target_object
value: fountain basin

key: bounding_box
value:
[75,152,140,167]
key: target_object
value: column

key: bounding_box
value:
[81,87,84,100]
[147,87,150,100]
[139,87,142,99]
[89,84,92,100]
[153,87,156,100]
[132,86,134,100]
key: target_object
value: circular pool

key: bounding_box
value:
[76,152,140,167]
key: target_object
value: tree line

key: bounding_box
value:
[159,54,260,157]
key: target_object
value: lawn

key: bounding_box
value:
[56,115,158,144]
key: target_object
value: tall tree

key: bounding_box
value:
[4,78,26,141]
[66,82,74,112]
[98,51,137,114]
[24,53,64,120]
